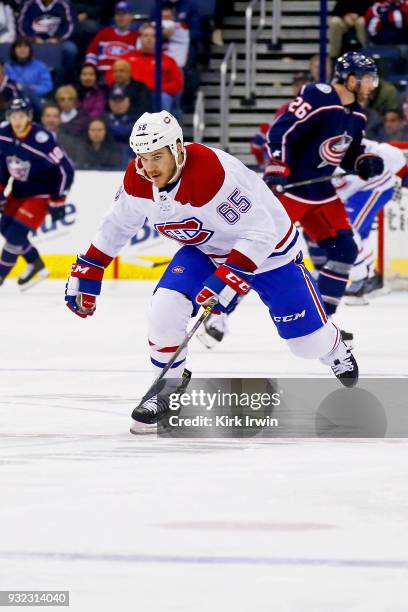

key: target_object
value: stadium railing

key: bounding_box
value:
[220,42,237,152]
[243,0,266,105]
[193,89,205,143]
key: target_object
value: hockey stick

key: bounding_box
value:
[120,255,172,268]
[135,297,218,407]
[276,172,356,193]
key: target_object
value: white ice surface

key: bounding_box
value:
[1,281,408,611]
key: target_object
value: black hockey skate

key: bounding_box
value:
[345,278,370,306]
[345,280,365,298]
[321,341,359,388]
[340,329,354,342]
[197,313,228,349]
[18,257,49,290]
[130,369,192,433]
[362,272,383,295]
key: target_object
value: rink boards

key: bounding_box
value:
[1,169,407,281]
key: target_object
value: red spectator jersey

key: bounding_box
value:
[106,50,184,96]
[86,27,139,73]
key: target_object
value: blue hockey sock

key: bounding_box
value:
[23,243,40,264]
[0,242,19,278]
[318,263,349,315]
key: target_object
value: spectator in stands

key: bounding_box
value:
[110,59,152,115]
[85,1,138,75]
[365,77,401,116]
[365,1,408,45]
[77,63,108,119]
[18,0,78,83]
[376,108,408,142]
[161,2,190,68]
[153,0,201,41]
[211,0,235,46]
[329,0,371,60]
[113,23,184,113]
[55,84,89,137]
[71,1,102,57]
[5,38,52,116]
[105,85,136,163]
[0,1,16,43]
[363,106,384,139]
[0,59,22,119]
[309,53,333,82]
[73,118,122,169]
[41,102,77,157]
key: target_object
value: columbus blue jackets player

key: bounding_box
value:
[265,52,384,318]
[64,111,360,431]
[0,98,74,288]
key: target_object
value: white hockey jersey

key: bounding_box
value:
[334,138,407,201]
[92,143,300,274]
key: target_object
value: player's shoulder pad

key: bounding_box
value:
[176,143,225,207]
[123,160,154,199]
[32,124,52,144]
[300,82,339,107]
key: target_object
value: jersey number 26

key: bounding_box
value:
[288,96,312,119]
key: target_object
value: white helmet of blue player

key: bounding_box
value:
[129,111,185,180]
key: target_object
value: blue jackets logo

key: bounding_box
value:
[318,133,353,168]
[6,155,31,181]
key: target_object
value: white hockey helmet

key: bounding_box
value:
[129,111,183,158]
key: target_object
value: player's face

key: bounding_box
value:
[9,111,31,136]
[359,74,379,99]
[139,146,177,188]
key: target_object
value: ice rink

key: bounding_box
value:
[1,280,408,611]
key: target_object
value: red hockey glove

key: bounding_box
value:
[49,197,66,222]
[263,159,291,193]
[65,255,105,318]
[196,264,251,313]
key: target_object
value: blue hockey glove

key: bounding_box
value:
[65,255,105,318]
[49,197,66,222]
[263,159,291,194]
[355,154,384,181]
[196,264,251,313]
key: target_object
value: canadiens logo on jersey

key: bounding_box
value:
[6,155,31,181]
[100,41,134,59]
[318,132,353,168]
[155,217,214,245]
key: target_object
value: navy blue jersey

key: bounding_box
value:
[0,122,74,199]
[267,83,367,202]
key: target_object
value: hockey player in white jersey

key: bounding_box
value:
[64,112,359,430]
[335,139,408,298]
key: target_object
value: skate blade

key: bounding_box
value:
[345,295,369,306]
[129,420,157,435]
[19,268,50,292]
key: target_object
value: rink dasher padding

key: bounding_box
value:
[1,169,408,280]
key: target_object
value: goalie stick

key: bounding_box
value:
[133,297,218,409]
